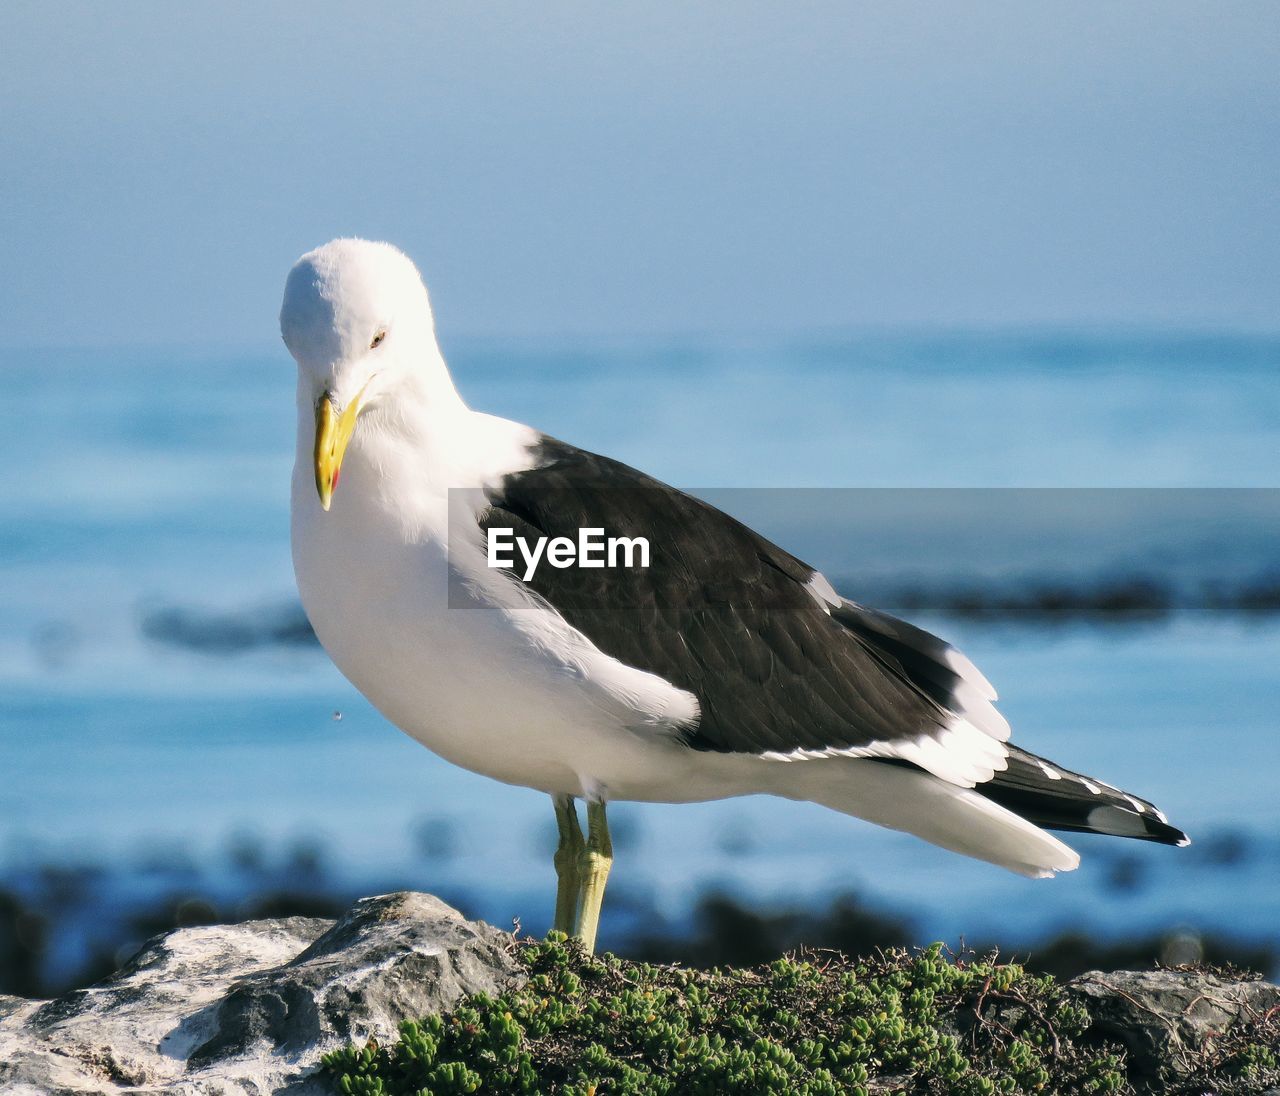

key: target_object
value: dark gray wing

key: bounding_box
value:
[481,436,995,761]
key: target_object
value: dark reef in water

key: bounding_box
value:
[3,841,1274,1000]
[140,572,1280,656]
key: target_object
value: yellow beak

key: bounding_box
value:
[314,388,365,511]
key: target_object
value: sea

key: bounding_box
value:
[2,331,1278,987]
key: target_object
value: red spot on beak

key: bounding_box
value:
[332,468,341,490]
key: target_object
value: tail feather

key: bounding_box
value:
[785,757,1082,878]
[973,746,1190,847]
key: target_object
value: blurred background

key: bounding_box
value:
[2,2,1278,997]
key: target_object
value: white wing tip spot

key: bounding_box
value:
[942,648,998,701]
[805,572,842,613]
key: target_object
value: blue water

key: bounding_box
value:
[3,333,1279,977]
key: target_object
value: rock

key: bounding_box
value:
[1069,967,1280,1088]
[0,892,522,1095]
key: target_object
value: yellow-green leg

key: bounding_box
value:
[576,800,613,953]
[552,794,583,936]
[548,794,614,953]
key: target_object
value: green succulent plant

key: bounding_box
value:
[323,937,1277,1095]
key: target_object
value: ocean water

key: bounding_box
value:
[2,332,1279,979]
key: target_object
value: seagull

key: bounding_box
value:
[281,238,1189,952]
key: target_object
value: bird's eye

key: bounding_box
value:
[370,330,387,349]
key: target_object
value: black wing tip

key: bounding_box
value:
[1085,805,1191,847]
[1102,799,1190,848]
[1143,816,1191,848]
[1057,801,1192,848]
[1022,809,1191,847]
[972,748,1192,849]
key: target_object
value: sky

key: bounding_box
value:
[1,1,1277,348]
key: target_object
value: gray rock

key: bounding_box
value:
[1069,967,1280,1086]
[0,892,522,1095]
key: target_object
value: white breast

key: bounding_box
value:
[289,404,700,800]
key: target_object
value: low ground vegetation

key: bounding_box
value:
[324,936,1279,1095]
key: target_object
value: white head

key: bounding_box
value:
[280,238,464,509]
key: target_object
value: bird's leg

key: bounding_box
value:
[551,794,584,937]
[574,799,614,954]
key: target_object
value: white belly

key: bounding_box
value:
[290,451,717,801]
